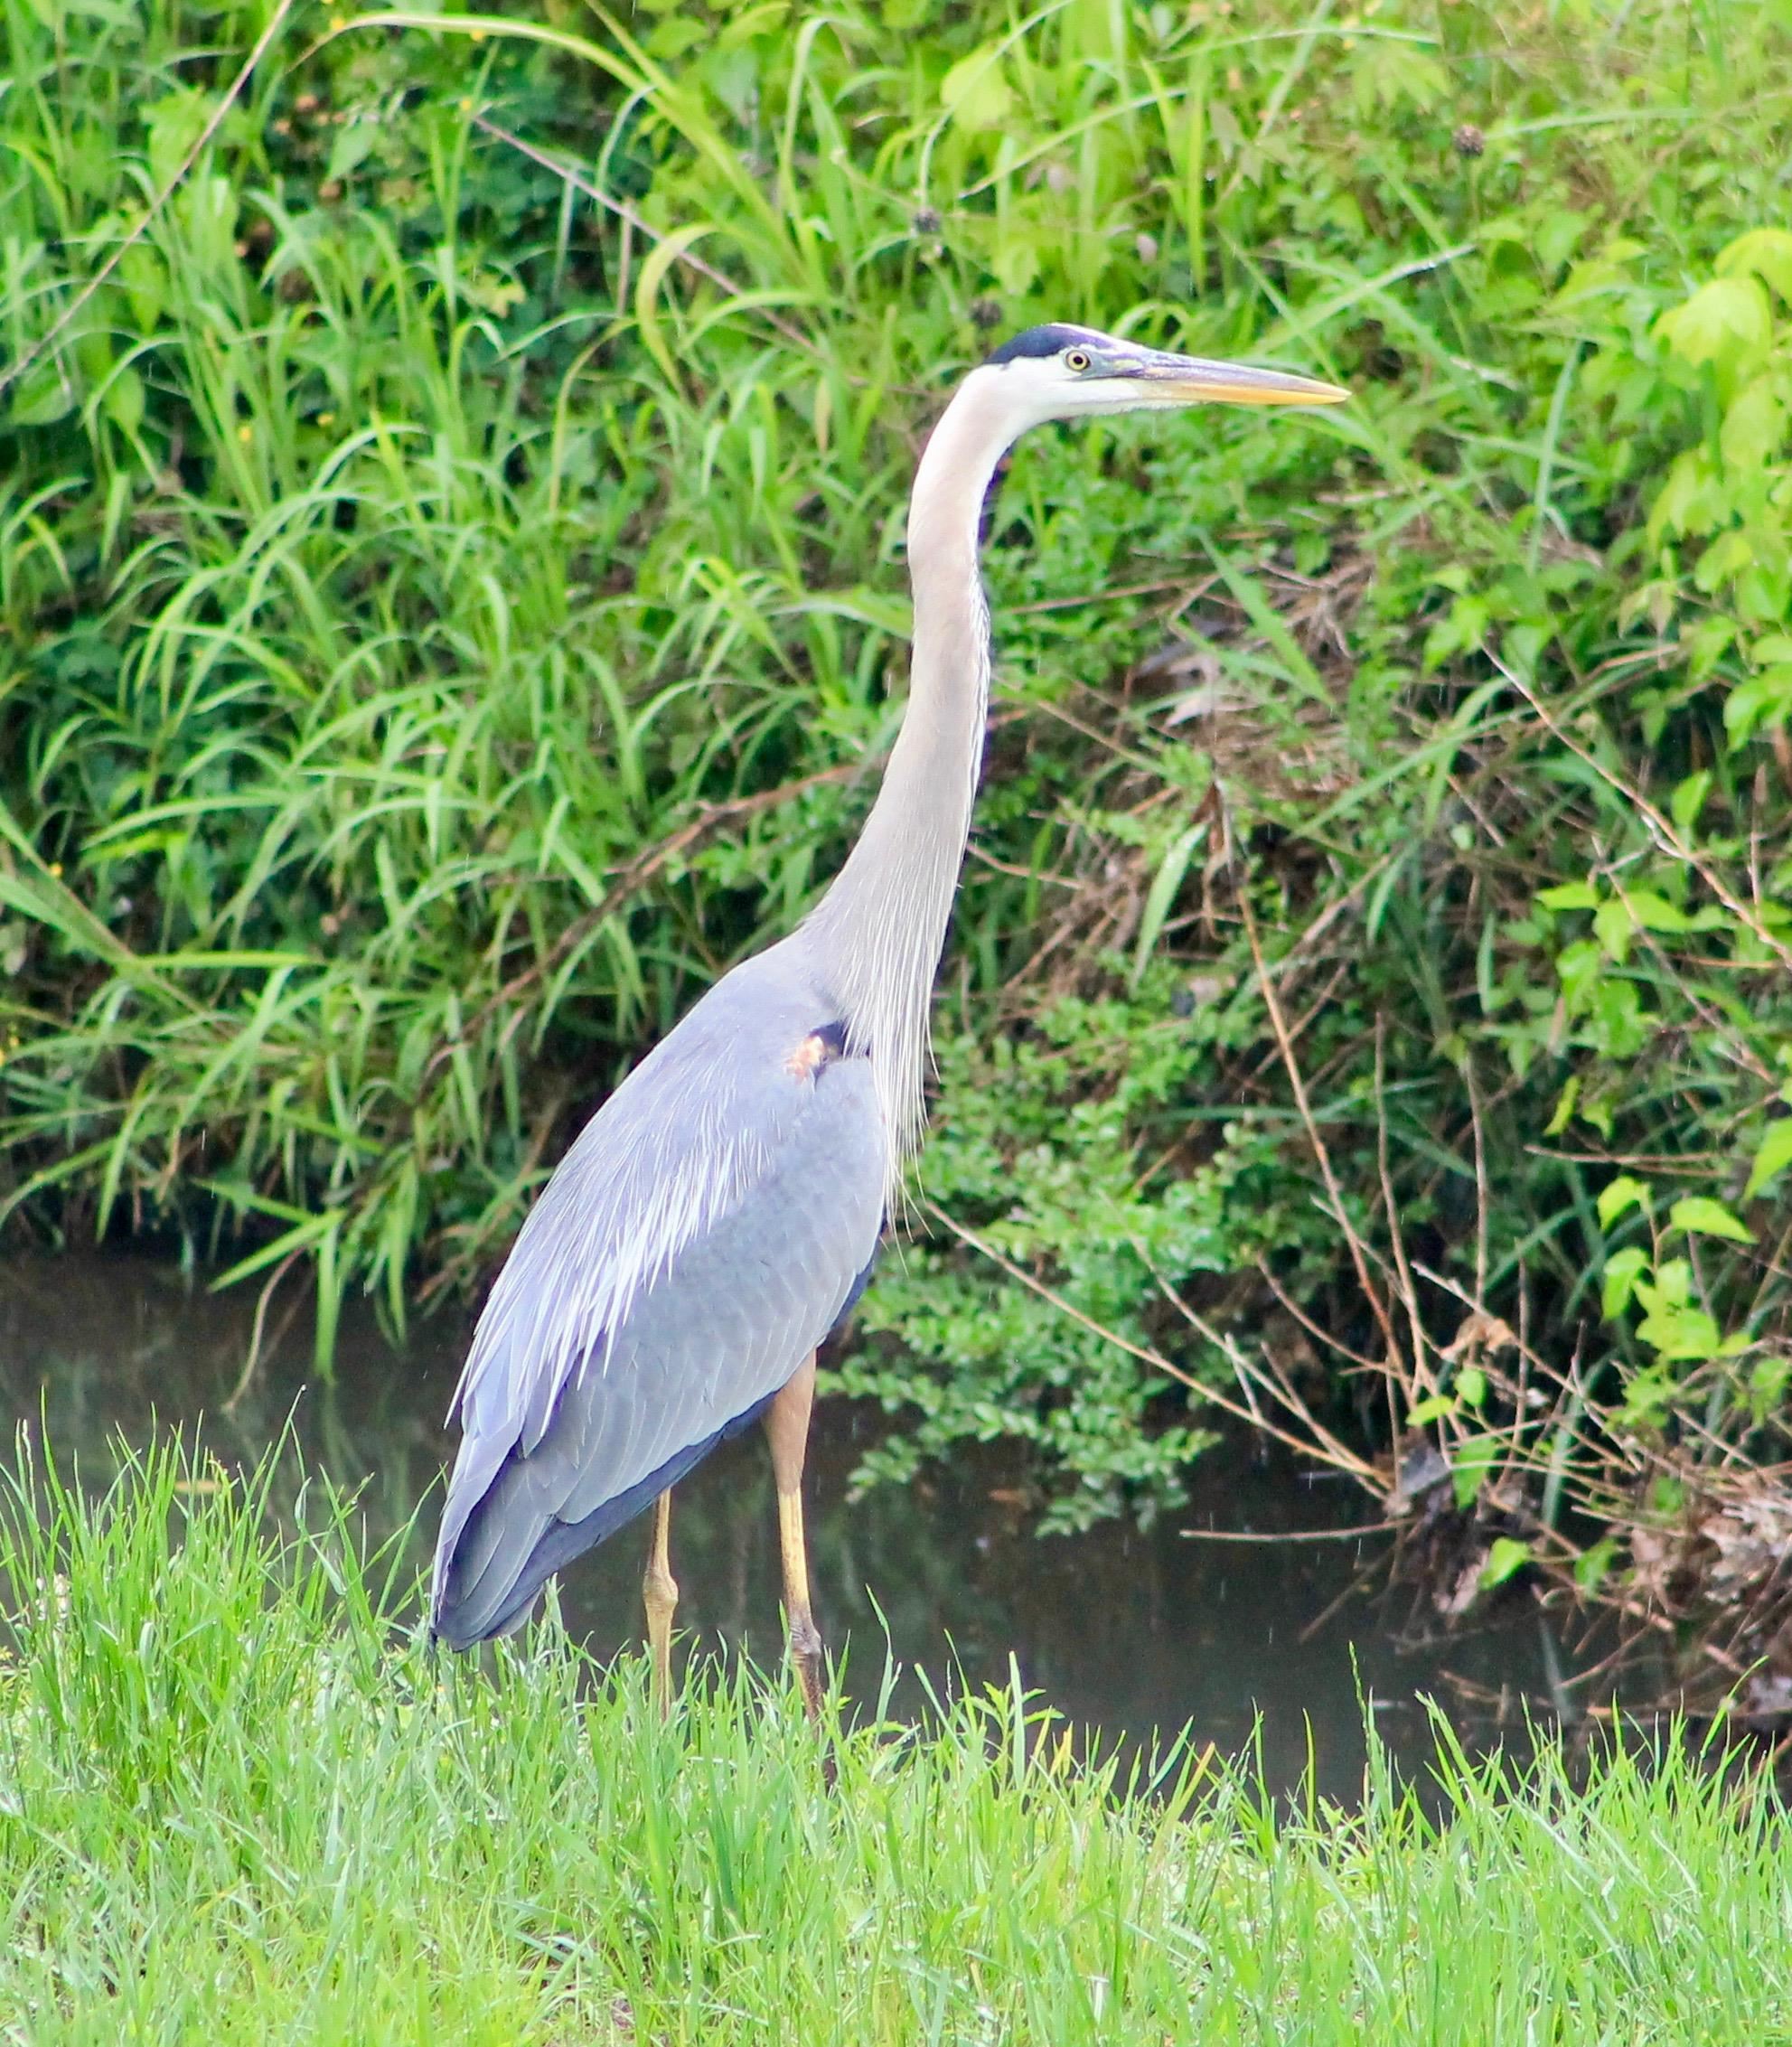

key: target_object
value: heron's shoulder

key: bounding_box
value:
[656,939,840,1056]
[598,944,852,1118]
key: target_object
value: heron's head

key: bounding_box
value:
[980,322,1347,426]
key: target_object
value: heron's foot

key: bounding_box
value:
[787,1610,825,1724]
[786,1611,837,1788]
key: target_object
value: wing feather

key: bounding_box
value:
[454,955,813,1447]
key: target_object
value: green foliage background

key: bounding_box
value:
[3,0,1790,1586]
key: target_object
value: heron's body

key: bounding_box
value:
[432,940,883,1644]
[430,324,1345,1682]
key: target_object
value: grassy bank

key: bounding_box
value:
[3,0,1790,1643]
[0,1441,1786,2042]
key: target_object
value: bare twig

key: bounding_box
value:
[1237,883,1407,1377]
[1374,1013,1435,1401]
[1464,1047,1490,1305]
[1009,577,1196,617]
[921,1194,1381,1483]
[1139,1248,1383,1487]
[1296,1550,1393,1644]
[1252,1256,1383,1372]
[1411,1260,1570,1396]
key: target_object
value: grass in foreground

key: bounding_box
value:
[0,1439,1785,2043]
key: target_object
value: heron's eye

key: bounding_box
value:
[1064,348,1092,372]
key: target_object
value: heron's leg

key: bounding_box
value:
[643,1488,678,1718]
[765,1351,824,1723]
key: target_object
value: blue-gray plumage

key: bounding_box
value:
[432,944,881,1646]
[429,324,1346,1707]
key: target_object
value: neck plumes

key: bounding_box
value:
[802,373,1017,1178]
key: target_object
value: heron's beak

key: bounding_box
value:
[1128,353,1349,408]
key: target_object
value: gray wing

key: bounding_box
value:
[430,944,885,1645]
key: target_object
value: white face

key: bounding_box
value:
[978,330,1348,434]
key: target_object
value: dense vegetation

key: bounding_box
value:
[1,1441,1787,2042]
[3,1,1790,1660]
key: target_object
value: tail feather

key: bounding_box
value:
[429,1395,774,1648]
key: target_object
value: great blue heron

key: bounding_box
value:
[429,324,1346,1712]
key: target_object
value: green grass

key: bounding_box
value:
[0,1436,1787,2042]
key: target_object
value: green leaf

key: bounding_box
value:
[1720,376,1788,469]
[1350,41,1450,114]
[1555,939,1604,1013]
[1534,209,1590,275]
[1129,822,1207,991]
[1687,616,1739,680]
[1590,979,1647,1058]
[144,88,211,187]
[1749,1355,1791,1427]
[1723,665,1792,743]
[101,364,145,435]
[1696,528,1756,595]
[1597,1175,1649,1230]
[940,46,1014,128]
[1601,1245,1649,1319]
[1620,1366,1677,1425]
[1543,1074,1580,1137]
[1666,1195,1756,1244]
[1647,1257,1693,1308]
[1669,770,1712,835]
[1656,276,1772,368]
[1624,888,1693,934]
[990,239,1039,296]
[1745,1119,1792,1199]
[1716,226,1792,304]
[1634,1301,1723,1363]
[1456,1366,1487,1409]
[1451,1435,1498,1510]
[1592,896,1632,962]
[9,357,77,426]
[1480,1536,1531,1590]
[1573,1535,1618,1594]
[1406,1393,1455,1429]
[326,122,378,183]
[1537,881,1599,912]
[119,244,168,331]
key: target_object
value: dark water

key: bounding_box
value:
[0,1254,1603,1801]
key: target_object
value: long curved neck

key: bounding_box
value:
[802,371,1020,1171]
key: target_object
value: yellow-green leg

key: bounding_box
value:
[764,1352,824,1722]
[643,1488,678,1717]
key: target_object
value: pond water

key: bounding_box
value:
[0,1254,1609,1802]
